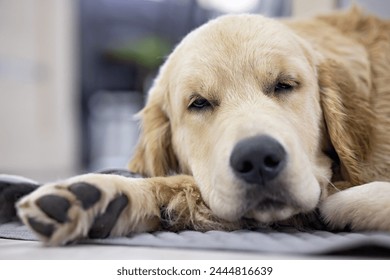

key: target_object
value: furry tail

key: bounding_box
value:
[0,175,39,223]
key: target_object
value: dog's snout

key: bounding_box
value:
[230,135,287,185]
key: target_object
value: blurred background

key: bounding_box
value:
[0,0,389,182]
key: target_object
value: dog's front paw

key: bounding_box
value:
[16,174,159,245]
[320,182,390,231]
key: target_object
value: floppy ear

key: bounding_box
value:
[318,59,373,186]
[128,81,179,177]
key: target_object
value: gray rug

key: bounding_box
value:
[1,222,390,256]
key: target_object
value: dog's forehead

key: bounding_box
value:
[179,14,300,56]
[165,14,308,83]
[159,14,316,110]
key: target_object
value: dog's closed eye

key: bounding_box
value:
[274,82,295,93]
[267,78,299,96]
[190,97,210,109]
[188,94,214,111]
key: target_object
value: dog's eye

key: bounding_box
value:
[189,97,212,110]
[274,82,294,93]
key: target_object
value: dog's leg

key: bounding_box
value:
[320,181,390,231]
[16,174,238,245]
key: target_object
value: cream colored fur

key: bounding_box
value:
[16,8,390,245]
[130,8,390,228]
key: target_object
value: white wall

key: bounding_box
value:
[339,0,390,19]
[292,0,337,17]
[0,0,79,181]
[292,0,390,18]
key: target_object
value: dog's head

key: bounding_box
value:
[129,14,371,223]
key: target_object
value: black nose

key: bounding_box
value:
[230,135,287,185]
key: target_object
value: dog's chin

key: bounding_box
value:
[245,206,299,223]
[210,194,309,223]
[243,196,319,223]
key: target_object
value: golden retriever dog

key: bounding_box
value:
[12,8,390,245]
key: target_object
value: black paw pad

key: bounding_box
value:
[27,217,55,238]
[69,182,101,209]
[0,182,38,223]
[88,194,129,239]
[36,195,70,223]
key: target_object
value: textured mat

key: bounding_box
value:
[1,222,390,256]
[2,174,390,256]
